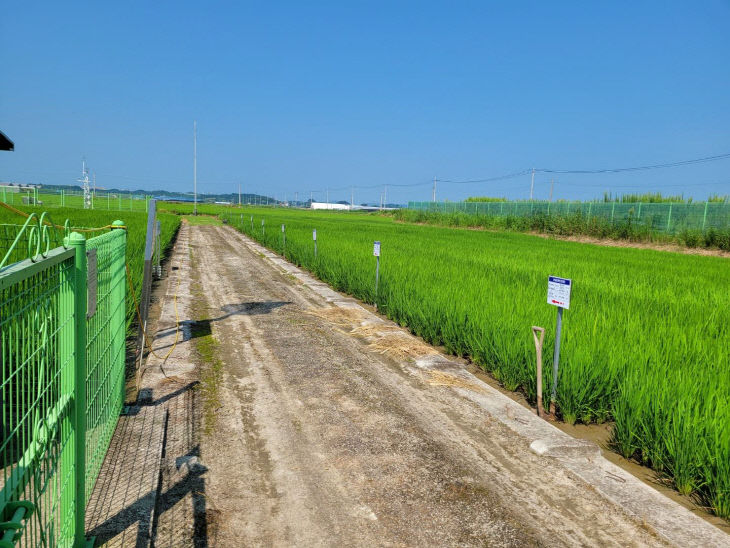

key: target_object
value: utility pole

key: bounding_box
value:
[238,183,242,206]
[549,179,554,202]
[529,168,535,201]
[92,172,96,209]
[384,185,388,208]
[193,120,197,215]
[295,191,298,206]
[78,158,91,209]
[351,186,354,211]
[432,176,436,202]
[326,188,329,207]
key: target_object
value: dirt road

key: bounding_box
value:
[173,223,677,548]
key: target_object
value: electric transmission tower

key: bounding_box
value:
[77,159,91,209]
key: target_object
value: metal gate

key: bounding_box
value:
[0,214,126,547]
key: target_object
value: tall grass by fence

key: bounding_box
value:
[408,200,730,234]
[0,214,126,547]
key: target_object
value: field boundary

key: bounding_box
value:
[227,225,729,546]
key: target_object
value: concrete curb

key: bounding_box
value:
[240,232,730,548]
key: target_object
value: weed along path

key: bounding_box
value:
[98,222,727,546]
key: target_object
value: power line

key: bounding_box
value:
[435,169,532,184]
[536,152,730,174]
[555,179,730,189]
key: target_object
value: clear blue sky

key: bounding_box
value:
[2,2,729,204]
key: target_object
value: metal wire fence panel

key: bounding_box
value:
[0,222,127,546]
[0,225,31,267]
[407,201,730,234]
[0,248,78,547]
[83,229,126,503]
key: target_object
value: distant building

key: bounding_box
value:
[310,201,351,211]
[0,182,40,192]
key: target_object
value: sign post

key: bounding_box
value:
[281,224,286,254]
[546,276,571,414]
[250,215,254,232]
[373,241,381,300]
[313,229,317,258]
[261,218,265,237]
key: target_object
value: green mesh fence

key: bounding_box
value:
[408,201,730,234]
[83,230,126,503]
[0,218,126,547]
[1,247,77,547]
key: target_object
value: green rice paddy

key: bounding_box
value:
[0,206,181,328]
[221,206,729,519]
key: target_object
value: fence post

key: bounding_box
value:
[611,202,615,224]
[111,221,126,406]
[666,203,673,232]
[702,201,709,231]
[68,232,88,546]
[136,200,156,359]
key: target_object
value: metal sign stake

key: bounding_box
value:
[550,307,563,415]
[373,241,381,307]
[282,224,286,254]
[313,229,317,257]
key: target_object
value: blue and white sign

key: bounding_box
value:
[373,241,381,257]
[547,276,572,309]
[313,229,317,241]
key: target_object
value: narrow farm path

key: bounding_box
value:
[186,223,672,547]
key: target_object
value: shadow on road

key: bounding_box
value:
[152,301,291,352]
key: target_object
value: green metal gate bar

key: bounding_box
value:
[0,216,126,547]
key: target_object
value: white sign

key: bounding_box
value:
[282,224,285,232]
[373,241,381,257]
[547,276,572,309]
[313,229,317,241]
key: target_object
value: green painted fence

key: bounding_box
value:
[0,214,126,547]
[408,200,730,234]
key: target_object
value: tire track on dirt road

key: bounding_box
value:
[188,224,668,547]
